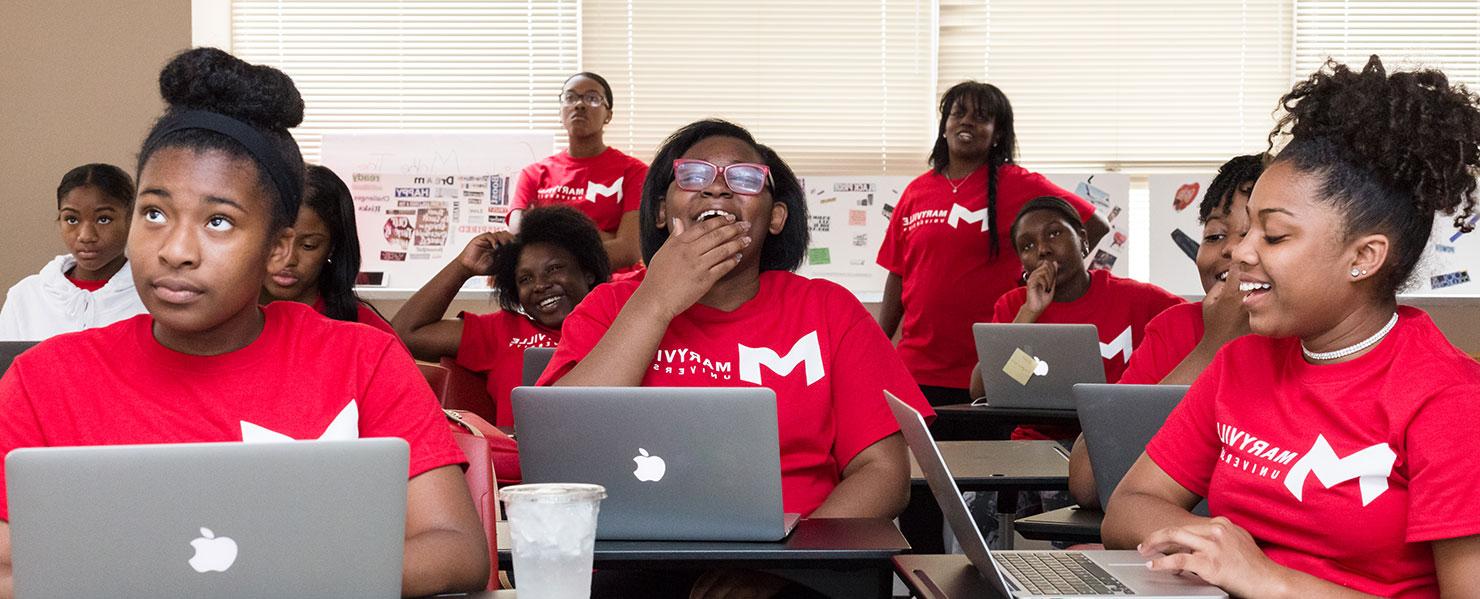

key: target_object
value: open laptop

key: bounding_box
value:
[887,391,1225,598]
[972,323,1105,409]
[6,439,408,599]
[512,386,800,541]
[1075,383,1209,516]
[521,346,557,387]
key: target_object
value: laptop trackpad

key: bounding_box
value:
[1090,551,1228,597]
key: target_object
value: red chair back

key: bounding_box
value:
[438,357,499,424]
[452,431,500,590]
[417,362,450,403]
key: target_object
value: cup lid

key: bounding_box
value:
[499,483,607,503]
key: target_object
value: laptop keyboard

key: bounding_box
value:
[997,552,1134,596]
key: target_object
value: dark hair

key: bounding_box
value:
[638,119,809,272]
[138,47,306,231]
[297,165,366,322]
[56,163,136,211]
[565,72,615,110]
[1270,55,1480,295]
[1198,153,1267,224]
[1009,196,1084,244]
[489,206,612,313]
[928,81,1018,259]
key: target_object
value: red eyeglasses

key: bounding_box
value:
[672,159,772,195]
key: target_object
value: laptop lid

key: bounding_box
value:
[0,341,38,376]
[512,386,790,541]
[521,347,557,387]
[1074,383,1187,509]
[973,323,1104,409]
[6,439,408,599]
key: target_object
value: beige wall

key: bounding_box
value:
[0,0,192,295]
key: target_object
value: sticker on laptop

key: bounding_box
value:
[1002,348,1049,386]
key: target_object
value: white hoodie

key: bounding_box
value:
[0,254,148,341]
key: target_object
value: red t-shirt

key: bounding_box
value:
[309,297,397,337]
[0,301,464,520]
[455,310,560,426]
[1117,302,1204,385]
[1146,307,1480,597]
[65,273,108,292]
[512,147,647,234]
[993,269,1184,439]
[539,270,936,516]
[878,164,1096,389]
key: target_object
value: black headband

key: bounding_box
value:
[147,110,301,210]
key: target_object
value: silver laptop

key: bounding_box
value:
[6,439,408,599]
[973,323,1105,409]
[1075,383,1209,516]
[512,386,800,541]
[521,346,557,387]
[887,392,1226,598]
[0,341,38,376]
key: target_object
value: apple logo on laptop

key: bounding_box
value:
[1033,358,1049,378]
[632,448,666,482]
[188,527,238,573]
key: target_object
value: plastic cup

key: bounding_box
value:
[499,483,606,599]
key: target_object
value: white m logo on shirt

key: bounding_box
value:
[1282,435,1397,506]
[738,331,825,386]
[1099,326,1134,363]
[946,204,990,232]
[585,177,623,202]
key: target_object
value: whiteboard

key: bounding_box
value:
[1148,174,1480,297]
[321,132,555,292]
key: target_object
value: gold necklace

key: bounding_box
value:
[946,167,978,194]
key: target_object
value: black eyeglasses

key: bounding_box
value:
[559,91,607,108]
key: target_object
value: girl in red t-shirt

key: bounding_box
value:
[511,72,648,272]
[541,119,934,598]
[1105,57,1480,597]
[968,196,1184,428]
[259,164,395,335]
[1067,154,1265,507]
[393,205,612,425]
[0,48,489,596]
[877,81,1111,406]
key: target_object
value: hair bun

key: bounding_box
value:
[1275,55,1480,221]
[158,47,304,131]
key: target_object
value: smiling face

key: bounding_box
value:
[515,242,593,328]
[1233,161,1369,338]
[561,75,610,140]
[131,147,292,349]
[657,135,788,278]
[58,185,131,280]
[943,97,996,161]
[1195,184,1252,294]
[261,205,331,304]
[1014,208,1088,288]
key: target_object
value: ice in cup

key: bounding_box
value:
[499,483,606,599]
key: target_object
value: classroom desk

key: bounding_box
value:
[495,518,909,597]
[1013,505,1104,545]
[900,440,1070,553]
[892,554,1003,599]
[930,404,1078,441]
[425,592,518,598]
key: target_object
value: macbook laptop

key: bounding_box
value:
[512,386,800,541]
[6,438,408,599]
[521,346,557,387]
[972,323,1105,409]
[1075,383,1208,516]
[887,391,1225,598]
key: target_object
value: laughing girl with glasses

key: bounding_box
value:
[539,119,935,599]
[510,72,648,275]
